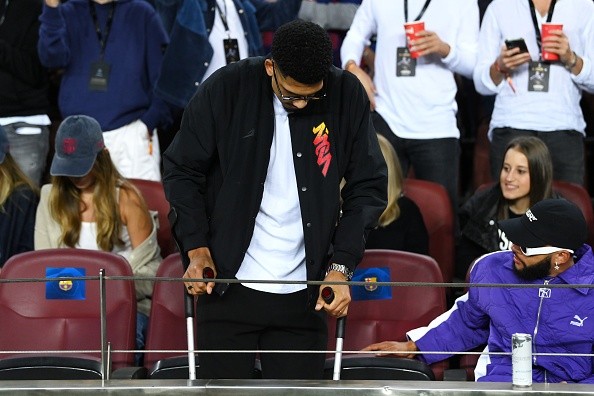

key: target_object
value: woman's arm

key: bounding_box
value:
[119,186,152,248]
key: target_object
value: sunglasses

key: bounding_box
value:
[519,246,574,256]
[272,63,326,102]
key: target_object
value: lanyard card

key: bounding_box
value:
[527,61,550,92]
[89,61,111,91]
[396,47,416,77]
[223,38,240,64]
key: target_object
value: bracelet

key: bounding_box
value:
[565,51,578,70]
[494,60,508,76]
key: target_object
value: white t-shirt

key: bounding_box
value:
[340,0,479,139]
[235,96,307,294]
[473,0,594,138]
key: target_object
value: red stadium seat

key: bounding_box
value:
[143,253,191,378]
[129,178,176,258]
[144,253,261,379]
[0,249,137,379]
[403,179,455,283]
[552,180,594,247]
[327,249,448,380]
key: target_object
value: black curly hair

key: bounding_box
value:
[271,19,333,84]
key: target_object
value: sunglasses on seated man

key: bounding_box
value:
[518,246,574,256]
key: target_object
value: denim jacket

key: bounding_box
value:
[154,0,300,108]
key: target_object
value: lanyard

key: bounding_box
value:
[528,0,557,53]
[214,0,231,34]
[89,1,116,59]
[404,0,432,23]
[0,0,9,27]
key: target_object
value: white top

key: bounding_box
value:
[0,115,51,135]
[77,221,133,261]
[473,0,594,138]
[202,0,249,82]
[340,0,479,139]
[235,96,307,294]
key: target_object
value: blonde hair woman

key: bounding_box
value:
[0,125,39,268]
[366,134,428,254]
[34,115,161,362]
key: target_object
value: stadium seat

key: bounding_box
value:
[0,249,137,379]
[327,249,448,380]
[403,179,455,283]
[144,253,262,379]
[143,253,191,378]
[552,180,594,247]
[324,356,434,381]
[129,178,176,258]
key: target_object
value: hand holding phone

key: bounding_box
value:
[505,38,529,53]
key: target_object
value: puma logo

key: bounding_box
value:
[570,315,588,327]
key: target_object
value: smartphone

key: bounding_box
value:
[505,38,529,53]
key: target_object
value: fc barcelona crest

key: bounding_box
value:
[59,280,73,291]
[364,276,378,292]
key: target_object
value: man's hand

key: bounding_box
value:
[409,30,450,58]
[183,247,216,295]
[362,340,419,359]
[541,29,581,74]
[490,45,532,85]
[315,269,351,317]
[542,28,573,65]
[45,0,60,7]
[497,45,532,73]
[345,60,377,111]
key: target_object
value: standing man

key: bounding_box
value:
[473,0,594,185]
[0,0,50,185]
[364,199,594,384]
[153,0,301,109]
[38,0,172,181]
[163,20,387,379]
[340,0,479,220]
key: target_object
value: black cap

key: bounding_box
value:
[498,198,587,251]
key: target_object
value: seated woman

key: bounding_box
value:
[365,134,429,254]
[456,135,555,279]
[0,125,39,269]
[34,115,161,362]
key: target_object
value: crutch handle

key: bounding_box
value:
[203,267,215,279]
[321,286,335,304]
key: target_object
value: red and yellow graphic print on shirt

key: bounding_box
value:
[312,121,332,177]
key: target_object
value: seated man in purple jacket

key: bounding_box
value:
[363,198,594,384]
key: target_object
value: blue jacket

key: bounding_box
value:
[417,246,594,383]
[153,0,301,108]
[38,0,172,131]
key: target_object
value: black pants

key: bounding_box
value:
[196,284,327,379]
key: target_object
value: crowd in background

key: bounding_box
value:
[0,0,594,300]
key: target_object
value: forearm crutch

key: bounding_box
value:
[322,286,347,381]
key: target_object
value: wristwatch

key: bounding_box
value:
[326,263,354,281]
[565,51,578,70]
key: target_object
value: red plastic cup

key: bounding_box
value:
[541,23,563,61]
[404,21,425,59]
